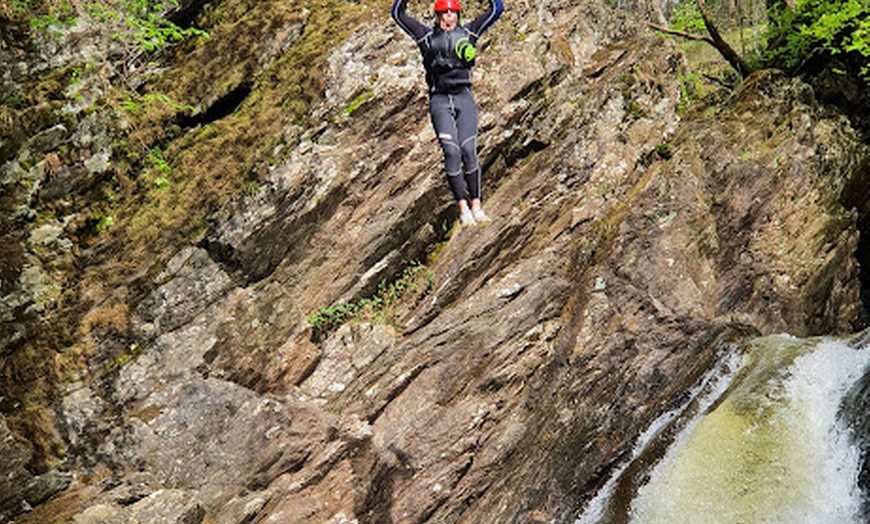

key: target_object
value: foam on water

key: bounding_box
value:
[575,350,745,524]
[628,335,868,524]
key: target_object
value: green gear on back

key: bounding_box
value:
[455,37,476,64]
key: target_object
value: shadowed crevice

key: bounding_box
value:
[180,82,253,129]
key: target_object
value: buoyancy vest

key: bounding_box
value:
[422,26,477,94]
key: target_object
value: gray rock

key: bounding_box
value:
[133,247,234,337]
[62,384,108,452]
[0,415,34,522]
[24,469,73,506]
[24,124,67,157]
[105,489,205,524]
[127,378,334,509]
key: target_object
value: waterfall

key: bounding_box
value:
[576,333,870,524]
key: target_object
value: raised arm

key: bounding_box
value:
[466,0,504,36]
[392,0,430,40]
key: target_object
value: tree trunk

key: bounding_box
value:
[696,0,754,77]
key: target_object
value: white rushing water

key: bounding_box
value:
[575,350,746,524]
[577,334,869,524]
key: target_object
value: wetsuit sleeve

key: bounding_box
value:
[465,0,504,36]
[392,0,430,40]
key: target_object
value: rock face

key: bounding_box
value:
[1,0,868,523]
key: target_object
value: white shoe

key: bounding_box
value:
[472,208,491,224]
[459,209,477,227]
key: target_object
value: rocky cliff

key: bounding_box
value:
[1,0,868,523]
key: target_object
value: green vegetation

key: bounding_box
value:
[29,2,75,31]
[89,0,208,53]
[0,0,377,434]
[677,70,703,111]
[654,142,675,160]
[763,0,870,80]
[5,1,207,52]
[121,92,196,114]
[669,0,705,34]
[145,146,171,186]
[307,262,436,335]
[341,89,374,117]
[0,0,76,31]
[658,0,868,85]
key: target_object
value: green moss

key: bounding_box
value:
[341,88,374,117]
[89,0,377,268]
[654,142,675,160]
[2,0,385,428]
[307,261,435,337]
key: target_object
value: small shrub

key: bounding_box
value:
[307,261,434,335]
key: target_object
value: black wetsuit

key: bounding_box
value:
[391,0,503,202]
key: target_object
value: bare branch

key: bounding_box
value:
[696,0,754,77]
[649,1,755,78]
[648,23,714,44]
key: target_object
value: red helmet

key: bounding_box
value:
[433,0,461,12]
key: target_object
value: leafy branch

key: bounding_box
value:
[8,1,209,79]
[650,0,869,83]
[650,0,753,77]
[88,0,208,54]
[86,0,209,78]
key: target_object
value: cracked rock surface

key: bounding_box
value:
[1,0,867,523]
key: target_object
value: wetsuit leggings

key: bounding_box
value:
[429,87,481,202]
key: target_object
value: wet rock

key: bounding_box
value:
[841,342,870,523]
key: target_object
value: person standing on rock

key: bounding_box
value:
[391,0,503,226]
